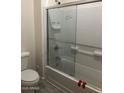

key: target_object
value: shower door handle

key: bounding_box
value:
[71,46,93,56]
[70,46,78,51]
[70,46,102,57]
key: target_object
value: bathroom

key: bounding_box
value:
[21,0,101,93]
[1,0,124,93]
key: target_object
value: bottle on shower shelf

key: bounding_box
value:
[54,44,59,51]
[55,56,61,66]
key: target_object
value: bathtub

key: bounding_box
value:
[45,66,102,93]
[42,0,102,93]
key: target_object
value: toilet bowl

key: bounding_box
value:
[21,69,40,86]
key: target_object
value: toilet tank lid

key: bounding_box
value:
[21,52,30,58]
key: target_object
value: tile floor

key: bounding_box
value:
[38,79,63,93]
[22,79,64,93]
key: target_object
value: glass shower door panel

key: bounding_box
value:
[75,45,102,88]
[48,6,77,43]
[75,2,102,88]
[47,6,77,76]
[76,2,102,48]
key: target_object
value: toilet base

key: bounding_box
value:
[22,86,39,93]
[22,86,39,90]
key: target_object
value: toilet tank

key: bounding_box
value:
[21,52,30,71]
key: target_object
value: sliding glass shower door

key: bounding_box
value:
[47,2,102,89]
[47,6,77,76]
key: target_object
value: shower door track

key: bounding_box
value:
[46,0,101,9]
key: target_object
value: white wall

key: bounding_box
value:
[34,0,42,75]
[21,0,36,69]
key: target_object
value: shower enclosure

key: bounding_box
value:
[45,1,102,93]
[47,5,77,76]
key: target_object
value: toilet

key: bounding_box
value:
[21,52,40,87]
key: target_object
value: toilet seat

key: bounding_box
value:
[21,69,39,86]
